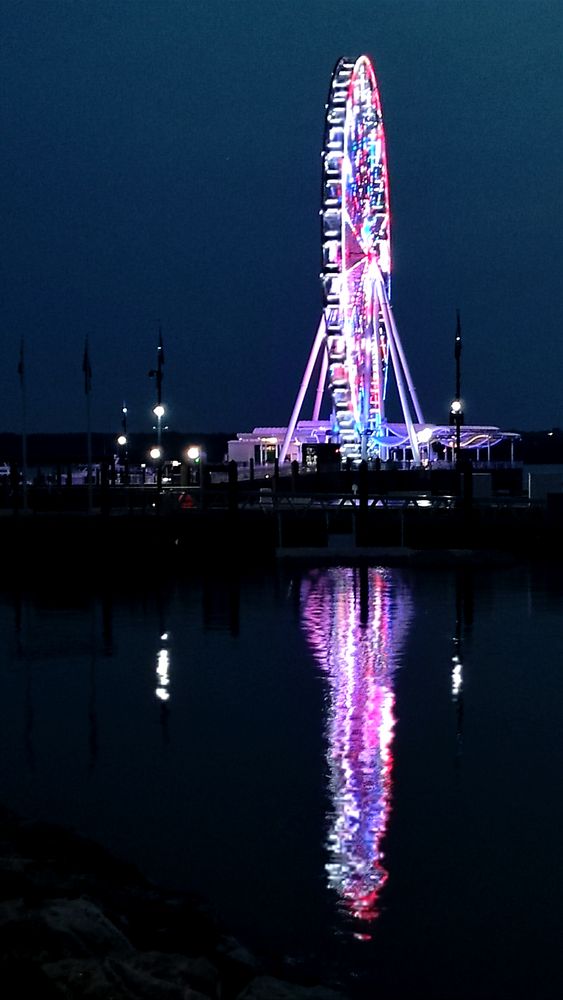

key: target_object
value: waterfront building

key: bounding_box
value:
[227,420,520,469]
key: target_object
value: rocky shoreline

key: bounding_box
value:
[0,807,351,1000]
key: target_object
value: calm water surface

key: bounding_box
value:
[1,562,563,999]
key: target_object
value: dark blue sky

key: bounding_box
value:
[1,0,561,435]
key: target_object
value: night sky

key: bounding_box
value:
[1,0,561,437]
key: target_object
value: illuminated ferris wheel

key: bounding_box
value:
[281,55,424,464]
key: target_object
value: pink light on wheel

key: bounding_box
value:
[321,56,392,461]
[281,55,425,467]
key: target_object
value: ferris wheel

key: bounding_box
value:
[281,55,424,464]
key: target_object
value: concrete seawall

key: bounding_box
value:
[2,500,562,577]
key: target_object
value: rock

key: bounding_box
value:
[237,976,349,1000]
[40,897,135,958]
[0,956,62,999]
[0,806,351,1000]
[40,951,220,1000]
[214,933,264,997]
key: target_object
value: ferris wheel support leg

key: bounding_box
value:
[312,342,328,422]
[280,315,327,465]
[380,296,421,464]
[379,283,425,424]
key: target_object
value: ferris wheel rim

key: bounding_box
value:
[342,55,391,291]
[320,54,392,459]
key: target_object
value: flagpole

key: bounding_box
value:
[83,337,93,514]
[149,325,165,499]
[455,309,462,466]
[18,338,29,513]
[87,388,93,514]
[157,324,164,406]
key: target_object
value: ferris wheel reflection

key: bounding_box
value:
[300,566,413,936]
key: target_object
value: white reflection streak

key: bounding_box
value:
[451,657,463,699]
[301,567,413,933]
[155,647,170,702]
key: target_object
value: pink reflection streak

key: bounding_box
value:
[301,568,413,934]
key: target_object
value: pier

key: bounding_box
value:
[2,461,563,575]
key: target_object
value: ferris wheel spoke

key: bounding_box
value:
[343,204,366,253]
[347,257,368,281]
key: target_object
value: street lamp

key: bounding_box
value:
[151,404,168,497]
[185,445,201,486]
[450,309,464,468]
[148,327,165,433]
[153,403,165,449]
[417,426,433,467]
[148,327,166,495]
[450,398,464,467]
[116,402,129,483]
[149,445,163,496]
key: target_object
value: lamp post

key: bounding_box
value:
[449,309,464,468]
[148,326,164,405]
[153,403,165,450]
[152,403,166,497]
[117,402,129,484]
[450,398,463,467]
[186,445,201,487]
[148,327,166,498]
[150,445,162,500]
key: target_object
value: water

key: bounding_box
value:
[1,562,563,999]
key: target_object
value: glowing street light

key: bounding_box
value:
[417,427,433,445]
[116,402,129,483]
[450,310,464,468]
[153,403,166,449]
[149,444,164,497]
[417,425,433,466]
[450,399,464,466]
[148,329,166,498]
[185,445,201,487]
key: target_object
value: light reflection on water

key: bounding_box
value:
[3,565,563,998]
[155,642,171,701]
[300,567,413,937]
